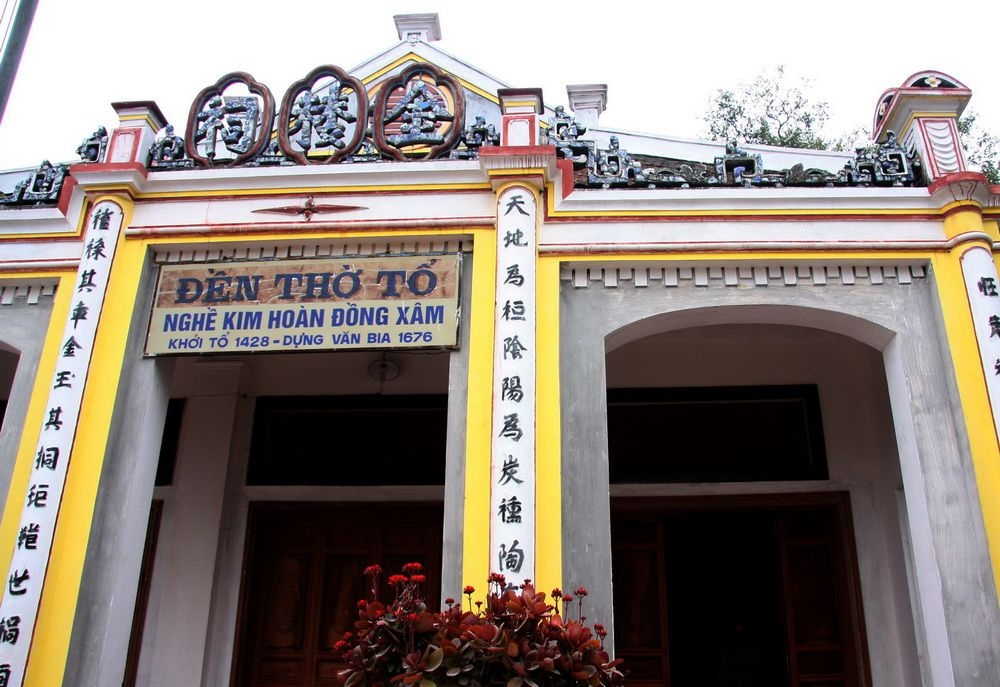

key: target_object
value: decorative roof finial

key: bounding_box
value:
[393,13,441,44]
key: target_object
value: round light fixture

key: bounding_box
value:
[367,358,400,381]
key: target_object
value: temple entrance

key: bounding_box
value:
[612,496,869,687]
[233,503,443,687]
[591,321,911,685]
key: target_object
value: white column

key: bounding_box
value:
[490,186,538,583]
[144,362,242,687]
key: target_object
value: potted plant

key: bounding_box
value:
[336,563,624,687]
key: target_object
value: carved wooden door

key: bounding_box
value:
[233,503,442,687]
[611,499,869,687]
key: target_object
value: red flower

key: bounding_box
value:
[337,561,624,687]
[364,564,382,577]
[574,586,589,597]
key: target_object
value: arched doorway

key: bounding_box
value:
[603,322,912,687]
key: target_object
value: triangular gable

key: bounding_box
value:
[349,39,512,109]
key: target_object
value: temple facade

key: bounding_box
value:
[0,13,999,687]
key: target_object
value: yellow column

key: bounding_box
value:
[535,255,561,593]
[462,228,497,591]
[934,205,1000,595]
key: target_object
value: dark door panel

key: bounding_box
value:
[234,503,443,687]
[612,496,870,687]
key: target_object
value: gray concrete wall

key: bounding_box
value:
[559,265,1000,686]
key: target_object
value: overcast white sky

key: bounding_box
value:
[0,0,996,170]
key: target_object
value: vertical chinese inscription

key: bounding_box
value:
[490,187,537,582]
[961,247,1000,441]
[0,201,124,685]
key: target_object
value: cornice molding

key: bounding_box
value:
[561,262,927,290]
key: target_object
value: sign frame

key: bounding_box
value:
[144,253,462,356]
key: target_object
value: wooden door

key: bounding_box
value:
[777,508,867,686]
[611,497,870,687]
[233,503,443,687]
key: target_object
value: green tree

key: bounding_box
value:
[705,68,1000,184]
[959,112,1000,184]
[704,66,831,150]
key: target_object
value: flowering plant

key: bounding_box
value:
[336,563,624,687]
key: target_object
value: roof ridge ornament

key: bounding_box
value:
[393,13,442,44]
[0,160,67,206]
[76,127,108,163]
[566,84,607,129]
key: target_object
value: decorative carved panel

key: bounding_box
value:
[373,63,463,161]
[185,72,275,167]
[279,66,369,165]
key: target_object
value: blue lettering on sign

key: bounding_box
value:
[174,274,261,303]
[267,308,326,329]
[167,336,204,350]
[222,310,263,330]
[281,333,326,348]
[163,310,218,332]
[395,304,444,325]
[330,332,362,345]
[367,332,391,344]
[330,305,390,327]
